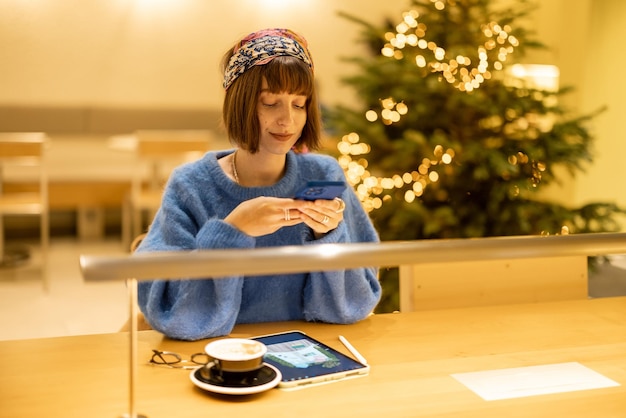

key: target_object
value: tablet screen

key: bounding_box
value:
[252,330,369,388]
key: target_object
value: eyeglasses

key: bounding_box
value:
[149,349,210,370]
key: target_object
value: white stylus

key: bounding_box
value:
[339,335,368,365]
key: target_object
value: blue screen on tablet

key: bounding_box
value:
[252,330,369,387]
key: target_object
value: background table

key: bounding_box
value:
[1,297,625,418]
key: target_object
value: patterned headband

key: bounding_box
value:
[223,28,314,90]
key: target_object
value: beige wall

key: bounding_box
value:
[0,0,407,108]
[1,0,625,229]
[576,1,626,215]
[523,0,626,228]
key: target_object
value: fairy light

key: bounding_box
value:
[337,132,456,212]
[365,110,378,122]
[381,1,519,92]
[366,97,409,126]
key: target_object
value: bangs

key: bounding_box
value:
[262,56,314,97]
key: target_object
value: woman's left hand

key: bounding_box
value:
[296,197,346,237]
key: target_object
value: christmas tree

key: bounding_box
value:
[326,0,625,312]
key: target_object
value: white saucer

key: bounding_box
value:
[190,363,282,395]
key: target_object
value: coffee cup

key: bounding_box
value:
[200,338,266,380]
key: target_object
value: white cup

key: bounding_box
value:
[204,338,267,373]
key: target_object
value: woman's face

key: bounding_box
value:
[256,78,307,156]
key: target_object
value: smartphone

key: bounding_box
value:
[252,330,370,388]
[294,181,346,201]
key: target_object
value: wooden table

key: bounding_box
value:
[1,297,625,418]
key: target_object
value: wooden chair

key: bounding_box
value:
[399,255,588,312]
[0,132,49,290]
[121,130,211,247]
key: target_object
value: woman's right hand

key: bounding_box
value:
[224,196,303,237]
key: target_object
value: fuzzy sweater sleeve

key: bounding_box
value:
[136,161,257,340]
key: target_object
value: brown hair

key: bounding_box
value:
[221,52,322,153]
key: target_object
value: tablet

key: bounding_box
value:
[251,330,369,388]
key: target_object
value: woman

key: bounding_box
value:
[137,28,381,341]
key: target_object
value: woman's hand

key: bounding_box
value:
[297,197,345,238]
[223,196,346,238]
[224,196,303,237]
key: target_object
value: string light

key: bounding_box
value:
[381,1,519,92]
[366,98,409,125]
[337,133,455,212]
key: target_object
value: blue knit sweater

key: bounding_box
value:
[136,149,381,341]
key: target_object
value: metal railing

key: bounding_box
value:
[81,232,626,282]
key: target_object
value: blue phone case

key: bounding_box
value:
[294,181,346,201]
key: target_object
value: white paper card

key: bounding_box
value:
[451,362,620,401]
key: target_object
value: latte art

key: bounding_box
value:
[211,341,263,359]
[205,338,267,362]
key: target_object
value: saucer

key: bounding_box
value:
[190,363,282,395]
